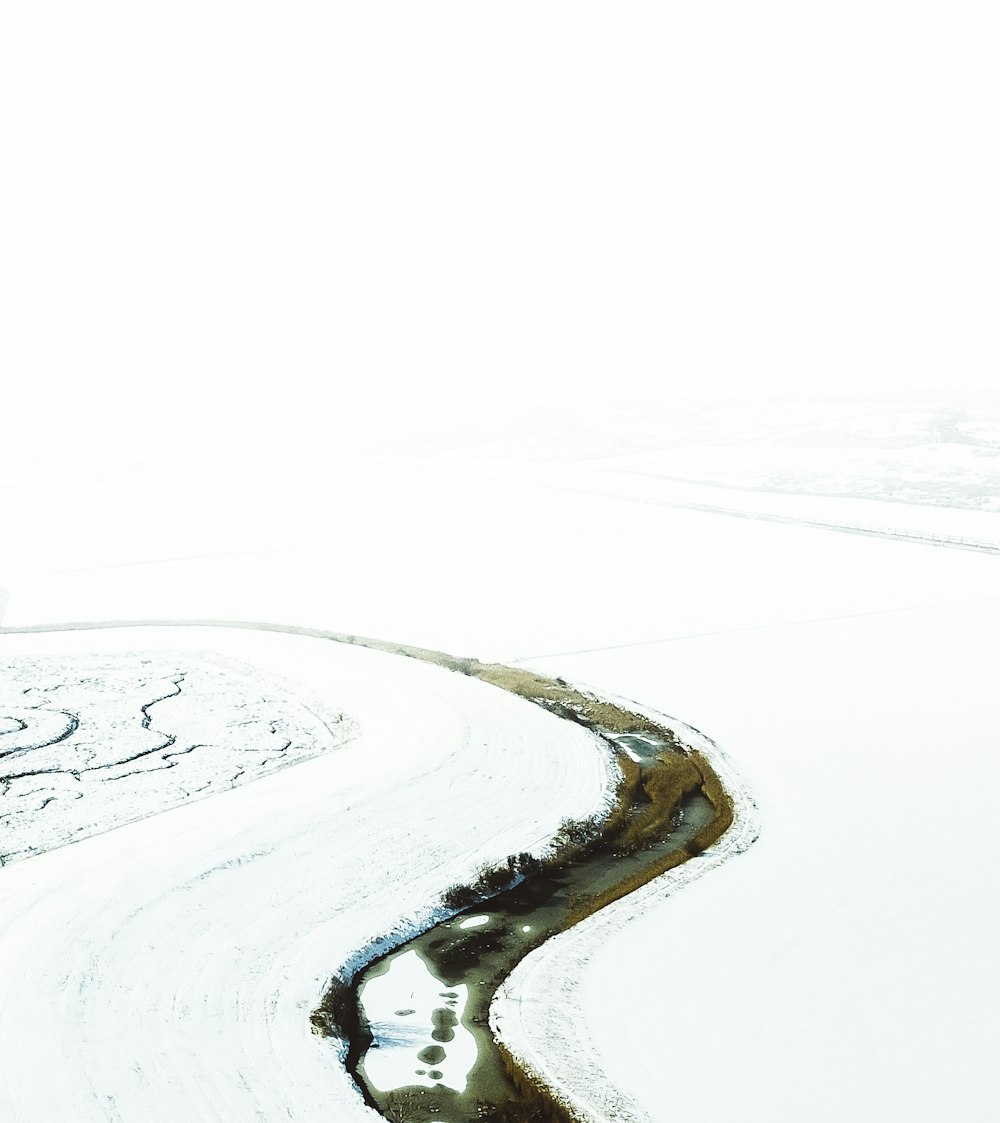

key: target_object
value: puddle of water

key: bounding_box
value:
[612,731,671,762]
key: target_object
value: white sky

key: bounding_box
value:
[2,2,998,450]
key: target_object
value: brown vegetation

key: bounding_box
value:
[495,1039,585,1123]
[441,852,542,911]
[615,752,702,852]
[598,753,642,841]
[311,973,366,1043]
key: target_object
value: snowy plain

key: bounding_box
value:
[0,647,356,863]
[5,0,1000,1115]
[0,626,612,1121]
[2,398,998,1121]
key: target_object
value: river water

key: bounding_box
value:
[350,731,715,1123]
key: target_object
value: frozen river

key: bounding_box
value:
[2,431,998,1121]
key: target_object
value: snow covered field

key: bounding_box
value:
[0,626,611,1121]
[6,0,999,1114]
[0,647,355,863]
[534,566,1000,1122]
[2,398,998,1121]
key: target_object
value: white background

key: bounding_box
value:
[3,1,999,450]
[3,4,999,1121]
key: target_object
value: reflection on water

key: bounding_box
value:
[360,950,478,1095]
[458,915,489,931]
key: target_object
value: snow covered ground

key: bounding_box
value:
[2,397,998,1122]
[1,406,988,1123]
[0,648,355,863]
[530,579,1000,1122]
[0,626,611,1121]
[560,397,1000,514]
[5,0,999,1114]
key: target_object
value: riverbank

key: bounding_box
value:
[312,656,748,1123]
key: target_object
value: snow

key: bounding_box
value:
[549,461,1000,546]
[0,397,993,1123]
[0,649,355,863]
[4,0,1000,1111]
[0,627,611,1122]
[1,399,997,1118]
[520,531,1000,1121]
[1,399,998,1122]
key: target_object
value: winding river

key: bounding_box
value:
[338,723,724,1123]
[1,619,737,1123]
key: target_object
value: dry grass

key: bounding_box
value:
[614,752,702,853]
[599,753,642,841]
[563,749,734,926]
[441,852,542,911]
[495,1038,584,1123]
[471,664,578,703]
[461,662,677,741]
[685,750,734,854]
[566,847,691,926]
[311,972,367,1046]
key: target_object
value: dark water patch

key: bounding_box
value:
[611,731,671,763]
[431,1008,457,1042]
